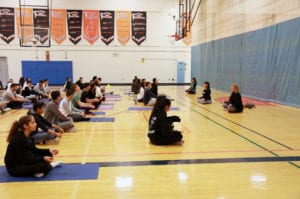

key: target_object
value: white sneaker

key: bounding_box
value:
[34,172,44,178]
[3,107,10,112]
[50,161,63,168]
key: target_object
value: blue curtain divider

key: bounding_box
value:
[191,17,300,107]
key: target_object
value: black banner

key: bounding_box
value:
[33,9,49,44]
[67,10,82,45]
[100,10,114,45]
[131,11,146,45]
[0,7,15,44]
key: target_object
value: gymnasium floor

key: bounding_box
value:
[0,86,299,199]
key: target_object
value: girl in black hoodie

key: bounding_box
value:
[148,95,183,145]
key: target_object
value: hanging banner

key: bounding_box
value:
[116,11,130,45]
[67,10,82,45]
[16,8,33,44]
[99,10,114,45]
[83,10,99,45]
[33,9,49,44]
[131,11,146,45]
[51,9,66,44]
[0,7,15,44]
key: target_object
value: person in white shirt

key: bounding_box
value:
[59,88,86,122]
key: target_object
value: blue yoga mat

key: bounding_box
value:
[89,117,115,122]
[93,111,105,115]
[0,163,99,183]
[128,107,180,111]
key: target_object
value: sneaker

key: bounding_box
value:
[3,107,10,112]
[50,161,63,168]
[45,138,60,145]
[34,172,44,178]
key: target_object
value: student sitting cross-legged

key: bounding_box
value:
[2,83,26,109]
[143,82,158,106]
[223,84,244,113]
[28,101,63,144]
[197,81,212,104]
[80,83,101,108]
[44,91,75,132]
[4,115,62,177]
[71,84,95,114]
[60,88,87,122]
[148,95,183,145]
[185,77,197,94]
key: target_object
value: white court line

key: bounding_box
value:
[69,125,96,199]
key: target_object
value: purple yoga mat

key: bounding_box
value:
[97,105,113,110]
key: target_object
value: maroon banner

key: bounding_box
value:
[131,11,146,45]
[0,7,15,44]
[33,9,49,44]
[67,10,82,45]
[99,10,114,45]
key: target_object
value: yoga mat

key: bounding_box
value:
[88,117,115,122]
[101,102,114,105]
[128,107,180,111]
[22,103,33,109]
[105,98,121,101]
[92,111,105,115]
[0,163,99,183]
[97,105,113,110]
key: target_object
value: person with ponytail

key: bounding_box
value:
[148,95,183,145]
[4,115,62,177]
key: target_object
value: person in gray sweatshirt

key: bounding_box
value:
[44,91,75,132]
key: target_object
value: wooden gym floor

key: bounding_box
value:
[0,86,299,199]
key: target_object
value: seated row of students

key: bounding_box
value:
[132,76,159,95]
[131,76,159,106]
[186,78,243,113]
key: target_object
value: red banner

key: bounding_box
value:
[51,9,66,44]
[83,10,99,45]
